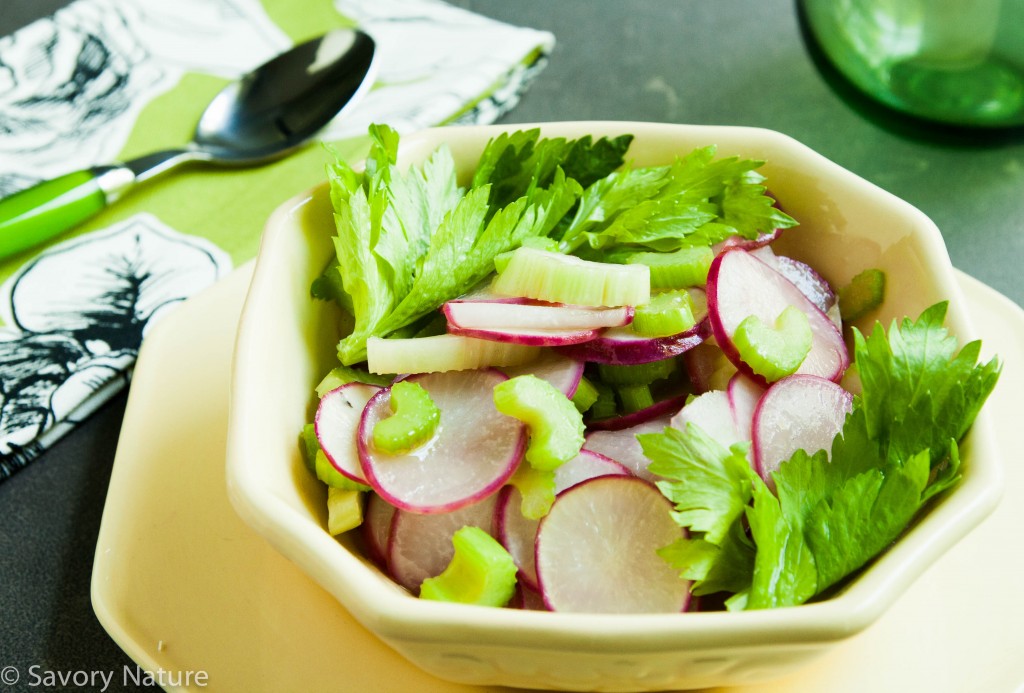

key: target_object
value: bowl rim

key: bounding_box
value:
[226,120,1004,653]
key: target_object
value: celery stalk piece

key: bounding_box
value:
[327,487,364,536]
[570,375,600,414]
[733,305,813,382]
[631,289,697,338]
[419,526,517,606]
[838,268,886,321]
[372,380,441,454]
[492,246,650,307]
[508,463,557,520]
[598,358,678,387]
[626,246,715,289]
[493,375,585,471]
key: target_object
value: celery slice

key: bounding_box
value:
[419,526,517,606]
[598,358,678,386]
[839,268,886,321]
[589,380,618,419]
[316,365,393,398]
[326,487,364,535]
[492,246,650,307]
[571,375,600,413]
[493,375,585,471]
[315,450,370,491]
[372,380,441,454]
[733,305,813,382]
[625,246,714,289]
[509,463,557,520]
[631,289,697,338]
[617,384,654,413]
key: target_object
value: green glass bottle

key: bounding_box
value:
[800,0,1024,128]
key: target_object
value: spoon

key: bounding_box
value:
[0,28,376,260]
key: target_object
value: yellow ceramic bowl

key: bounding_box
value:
[225,122,1002,691]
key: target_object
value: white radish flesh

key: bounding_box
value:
[750,246,838,316]
[387,493,499,593]
[444,300,633,331]
[752,374,853,488]
[707,249,848,385]
[366,333,539,374]
[362,492,397,568]
[501,351,584,398]
[358,369,524,513]
[535,476,690,613]
[496,451,630,590]
[555,321,709,365]
[682,340,736,393]
[447,324,601,347]
[583,413,676,482]
[727,373,766,443]
[314,382,382,484]
[670,389,745,451]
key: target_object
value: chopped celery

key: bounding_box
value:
[625,246,714,289]
[589,380,618,419]
[327,487,364,535]
[492,246,650,307]
[598,358,677,386]
[419,526,517,606]
[571,376,600,414]
[316,365,393,398]
[617,384,654,413]
[299,423,319,473]
[316,450,370,491]
[509,463,557,520]
[494,236,560,274]
[631,289,696,337]
[493,375,585,471]
[733,305,812,382]
[372,380,441,454]
[839,268,886,321]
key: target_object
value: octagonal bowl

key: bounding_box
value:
[225,121,1002,691]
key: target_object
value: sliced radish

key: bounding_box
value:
[669,389,745,451]
[583,412,676,481]
[501,351,584,398]
[707,248,848,385]
[727,373,766,443]
[314,382,383,484]
[750,246,838,316]
[587,395,687,432]
[444,300,633,331]
[496,451,630,590]
[387,493,499,593]
[510,585,549,611]
[555,321,709,365]
[712,228,781,254]
[358,369,524,513]
[447,323,601,347]
[682,340,736,394]
[362,492,397,568]
[366,334,539,374]
[752,374,853,488]
[535,476,690,613]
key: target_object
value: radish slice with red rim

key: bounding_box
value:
[752,374,853,489]
[707,248,848,385]
[682,340,736,394]
[496,451,631,590]
[447,324,601,347]
[727,373,766,443]
[583,412,676,481]
[444,300,633,331]
[501,351,584,398]
[555,320,710,365]
[387,493,499,593]
[587,395,687,431]
[535,476,690,613]
[670,389,745,452]
[315,382,382,484]
[362,492,397,568]
[750,246,837,316]
[358,369,524,514]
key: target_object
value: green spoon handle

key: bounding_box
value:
[0,165,135,260]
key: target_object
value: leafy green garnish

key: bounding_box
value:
[641,302,1000,609]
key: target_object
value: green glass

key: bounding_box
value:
[0,170,107,259]
[800,0,1024,128]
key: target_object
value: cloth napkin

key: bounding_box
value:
[0,0,554,482]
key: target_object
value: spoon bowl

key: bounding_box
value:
[0,28,377,259]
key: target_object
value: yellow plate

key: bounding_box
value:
[92,265,1024,692]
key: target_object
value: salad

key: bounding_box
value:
[300,125,1000,614]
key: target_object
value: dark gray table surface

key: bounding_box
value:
[1,1,1021,691]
